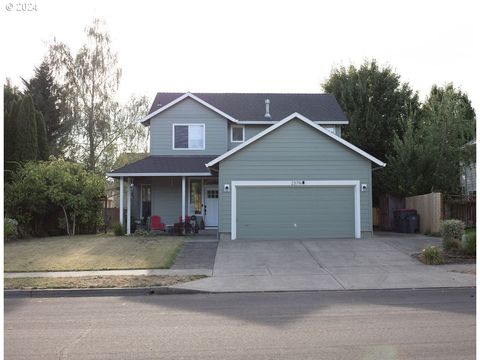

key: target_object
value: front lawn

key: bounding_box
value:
[4,275,204,289]
[5,235,184,272]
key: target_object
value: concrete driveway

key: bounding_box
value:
[174,233,475,292]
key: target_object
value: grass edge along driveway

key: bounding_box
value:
[4,275,205,289]
[5,235,184,272]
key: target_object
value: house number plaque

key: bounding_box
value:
[291,180,306,186]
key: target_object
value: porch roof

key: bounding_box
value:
[106,155,216,177]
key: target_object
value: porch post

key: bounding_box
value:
[181,176,186,221]
[119,176,124,226]
[127,177,132,235]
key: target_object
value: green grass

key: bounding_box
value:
[4,275,205,289]
[5,234,184,272]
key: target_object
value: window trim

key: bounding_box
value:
[172,123,206,150]
[323,126,336,135]
[230,125,245,143]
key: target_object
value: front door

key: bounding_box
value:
[204,185,219,227]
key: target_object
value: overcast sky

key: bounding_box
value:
[2,0,479,112]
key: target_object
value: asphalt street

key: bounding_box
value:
[4,288,476,359]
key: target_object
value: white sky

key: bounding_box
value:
[2,0,480,112]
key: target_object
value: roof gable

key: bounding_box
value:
[206,113,386,168]
[140,93,237,125]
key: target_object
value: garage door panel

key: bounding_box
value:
[237,186,355,239]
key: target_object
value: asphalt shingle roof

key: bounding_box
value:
[148,93,348,122]
[108,155,216,175]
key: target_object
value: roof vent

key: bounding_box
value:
[264,99,271,118]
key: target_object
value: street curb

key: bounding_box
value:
[4,286,207,298]
[4,286,474,298]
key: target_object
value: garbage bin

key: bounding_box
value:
[393,209,418,233]
[406,213,419,233]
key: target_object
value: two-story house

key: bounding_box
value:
[107,92,385,240]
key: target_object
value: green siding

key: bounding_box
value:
[227,124,341,150]
[237,186,355,238]
[149,98,228,155]
[219,119,373,237]
[151,177,182,224]
[227,124,269,150]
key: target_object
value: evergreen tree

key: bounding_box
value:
[36,111,49,160]
[14,95,38,162]
[23,59,67,156]
[4,99,20,165]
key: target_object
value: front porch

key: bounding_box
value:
[116,175,219,235]
[106,155,220,236]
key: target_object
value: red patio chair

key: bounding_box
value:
[151,215,165,231]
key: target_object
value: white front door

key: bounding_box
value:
[204,185,219,227]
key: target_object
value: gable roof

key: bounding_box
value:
[140,92,349,125]
[206,113,386,168]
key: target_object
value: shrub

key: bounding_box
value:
[462,229,476,256]
[113,223,124,236]
[134,228,149,237]
[420,246,444,265]
[4,218,18,241]
[440,219,464,250]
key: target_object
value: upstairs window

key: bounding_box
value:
[231,125,245,143]
[173,124,205,150]
[323,126,336,135]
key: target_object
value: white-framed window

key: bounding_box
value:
[323,126,336,135]
[172,124,205,150]
[231,125,245,143]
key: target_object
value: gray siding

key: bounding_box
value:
[149,98,228,155]
[461,163,476,195]
[227,124,341,150]
[227,124,269,150]
[151,177,182,224]
[219,119,373,236]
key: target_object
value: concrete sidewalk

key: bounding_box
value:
[173,235,476,292]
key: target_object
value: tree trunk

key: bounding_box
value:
[61,205,70,236]
[72,213,76,236]
[88,63,96,171]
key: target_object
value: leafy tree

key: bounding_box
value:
[48,19,149,173]
[13,95,38,162]
[23,59,71,156]
[49,19,119,172]
[35,111,49,160]
[323,60,420,161]
[386,84,476,196]
[323,60,420,198]
[5,158,106,236]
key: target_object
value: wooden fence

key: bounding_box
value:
[443,195,476,228]
[403,192,476,234]
[405,192,443,234]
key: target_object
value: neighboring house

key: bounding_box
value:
[107,92,385,239]
[460,139,476,197]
